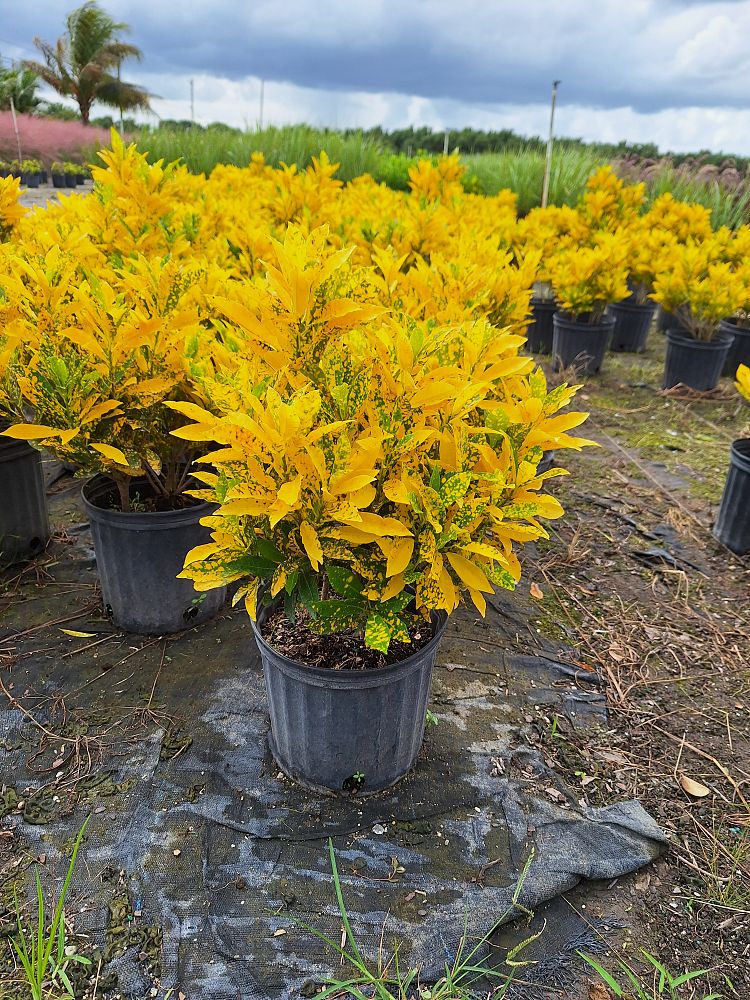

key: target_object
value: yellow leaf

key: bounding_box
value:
[330,470,377,495]
[2,423,73,442]
[446,552,493,594]
[271,567,288,596]
[383,478,411,505]
[60,629,96,638]
[165,400,216,423]
[342,513,412,537]
[91,443,130,466]
[530,582,544,600]
[381,573,405,602]
[278,476,302,505]
[182,543,220,567]
[300,521,323,570]
[219,498,269,516]
[80,400,121,426]
[467,587,487,616]
[385,537,413,577]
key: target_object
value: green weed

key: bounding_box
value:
[10,817,91,1000]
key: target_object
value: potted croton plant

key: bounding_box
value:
[0,249,50,563]
[546,231,630,374]
[713,364,750,554]
[717,254,750,376]
[514,204,586,355]
[2,251,226,633]
[653,238,741,392]
[170,226,592,793]
[607,218,663,353]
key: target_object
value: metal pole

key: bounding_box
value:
[541,79,560,209]
[443,129,449,155]
[9,95,22,162]
[259,79,264,129]
[190,78,195,123]
[118,60,123,132]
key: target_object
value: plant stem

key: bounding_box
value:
[114,474,131,513]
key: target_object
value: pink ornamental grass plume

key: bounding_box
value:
[0,112,113,165]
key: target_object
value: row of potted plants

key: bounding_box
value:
[0,159,89,188]
[520,176,750,389]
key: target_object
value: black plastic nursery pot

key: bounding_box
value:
[65,174,77,188]
[608,299,656,353]
[713,439,750,555]
[663,329,733,392]
[0,439,50,563]
[720,318,750,376]
[51,174,66,189]
[82,475,226,635]
[251,601,449,794]
[524,298,556,354]
[552,312,614,375]
[21,172,39,188]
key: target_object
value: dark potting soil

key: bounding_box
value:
[262,607,434,670]
[92,480,202,513]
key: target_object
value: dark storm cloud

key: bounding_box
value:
[4,0,750,114]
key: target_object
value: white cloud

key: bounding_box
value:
[5,1,750,153]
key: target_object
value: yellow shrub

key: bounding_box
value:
[172,226,593,651]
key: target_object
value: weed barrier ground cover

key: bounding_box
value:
[0,472,665,999]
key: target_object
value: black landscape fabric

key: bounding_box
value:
[0,473,666,999]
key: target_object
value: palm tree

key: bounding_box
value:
[0,65,41,113]
[23,1,151,125]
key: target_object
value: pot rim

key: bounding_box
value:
[251,601,448,686]
[721,317,750,336]
[665,328,734,348]
[82,473,212,527]
[0,437,38,463]
[553,310,616,332]
[608,299,657,314]
[730,437,750,474]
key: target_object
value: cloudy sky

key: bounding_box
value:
[2,0,750,153]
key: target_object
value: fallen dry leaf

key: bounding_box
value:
[679,774,710,798]
[59,629,96,638]
[530,582,544,599]
[589,982,613,1000]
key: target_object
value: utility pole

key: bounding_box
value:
[259,79,264,129]
[443,129,449,155]
[190,78,195,123]
[541,79,560,209]
[118,59,123,132]
[9,95,22,162]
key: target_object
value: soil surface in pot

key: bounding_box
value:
[263,606,433,669]
[88,476,202,513]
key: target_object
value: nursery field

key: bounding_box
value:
[5,116,750,224]
[0,141,749,999]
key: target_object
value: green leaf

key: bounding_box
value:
[297,572,319,615]
[256,538,284,564]
[325,565,363,599]
[310,598,363,633]
[283,589,296,624]
[577,953,623,996]
[365,613,392,653]
[229,554,276,577]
